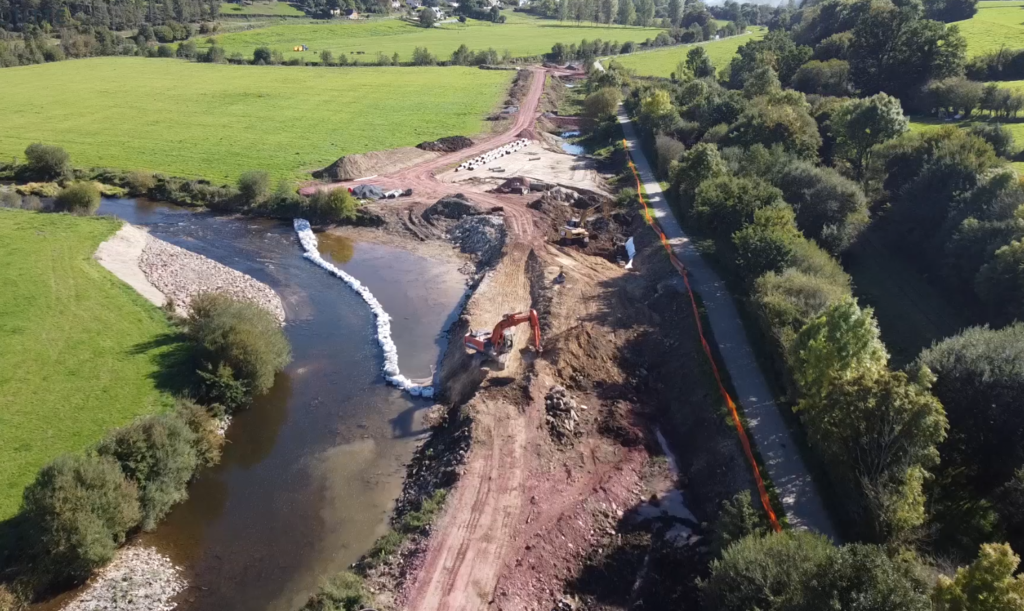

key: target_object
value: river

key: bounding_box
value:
[91,199,468,611]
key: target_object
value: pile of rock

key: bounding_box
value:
[545,385,583,444]
[448,214,507,267]
[140,235,286,325]
[62,547,185,611]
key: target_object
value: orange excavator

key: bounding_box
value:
[464,309,542,367]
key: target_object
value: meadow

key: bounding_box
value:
[0,57,513,182]
[956,1,1024,57]
[0,210,178,521]
[220,0,305,16]
[606,27,766,78]
[205,12,666,62]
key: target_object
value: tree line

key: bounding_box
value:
[0,0,219,32]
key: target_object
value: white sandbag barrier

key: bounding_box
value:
[293,219,434,398]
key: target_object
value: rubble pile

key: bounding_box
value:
[139,235,286,325]
[448,214,507,266]
[545,385,584,444]
[422,194,482,221]
[62,547,185,611]
[417,135,474,153]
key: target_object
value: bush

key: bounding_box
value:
[774,160,869,254]
[753,268,852,351]
[300,572,369,611]
[733,204,803,279]
[174,399,224,467]
[790,59,851,97]
[203,45,226,63]
[411,46,435,65]
[935,543,1024,611]
[583,87,622,121]
[125,171,156,196]
[0,191,21,208]
[0,585,23,611]
[53,182,101,214]
[186,292,291,409]
[175,40,197,60]
[690,174,783,239]
[305,189,359,224]
[156,43,175,58]
[710,492,768,557]
[22,454,141,584]
[237,170,271,207]
[97,412,199,530]
[253,46,272,64]
[976,239,1024,322]
[654,134,685,179]
[23,143,70,180]
[968,123,1016,158]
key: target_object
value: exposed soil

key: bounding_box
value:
[312,147,440,181]
[417,136,474,153]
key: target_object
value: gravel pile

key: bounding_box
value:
[422,195,482,221]
[62,547,185,611]
[140,236,285,325]
[448,215,507,267]
[545,386,584,445]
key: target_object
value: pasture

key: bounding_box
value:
[606,27,766,78]
[0,57,513,182]
[0,210,178,521]
[220,0,305,16]
[956,1,1024,57]
[908,110,1024,173]
[204,12,666,62]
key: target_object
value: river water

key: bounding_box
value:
[92,199,468,611]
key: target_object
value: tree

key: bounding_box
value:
[667,0,681,25]
[710,492,768,557]
[848,2,966,101]
[616,0,635,25]
[791,299,888,402]
[790,59,851,97]
[969,123,1015,158]
[253,46,272,64]
[934,543,1024,611]
[411,46,436,65]
[23,142,70,180]
[634,0,653,26]
[670,142,728,208]
[801,368,947,541]
[725,98,823,161]
[203,44,226,63]
[728,30,813,89]
[53,182,101,215]
[686,46,715,79]
[22,454,141,584]
[599,0,616,24]
[813,32,852,61]
[977,239,1024,322]
[691,174,784,239]
[733,204,803,279]
[320,49,334,65]
[774,160,869,254]
[237,170,271,207]
[418,6,436,26]
[832,93,909,180]
[582,87,621,120]
[638,89,678,133]
[742,65,782,99]
[306,188,360,223]
[97,413,199,530]
[451,43,471,65]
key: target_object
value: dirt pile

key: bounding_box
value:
[545,385,584,444]
[416,136,473,153]
[422,194,482,221]
[449,214,507,267]
[313,147,439,181]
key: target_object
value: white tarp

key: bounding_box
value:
[624,236,636,270]
[293,219,434,398]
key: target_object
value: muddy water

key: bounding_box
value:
[94,199,468,611]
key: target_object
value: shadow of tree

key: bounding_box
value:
[129,331,200,398]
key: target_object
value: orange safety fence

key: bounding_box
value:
[622,141,782,533]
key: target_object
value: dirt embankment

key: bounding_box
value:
[313,148,441,182]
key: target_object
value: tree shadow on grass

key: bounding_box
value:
[128,331,200,398]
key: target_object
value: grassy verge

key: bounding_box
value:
[0,210,179,521]
[0,57,514,183]
[607,27,766,78]
[363,488,447,568]
[204,12,666,61]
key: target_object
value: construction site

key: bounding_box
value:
[298,66,762,610]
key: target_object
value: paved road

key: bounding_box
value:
[617,108,837,539]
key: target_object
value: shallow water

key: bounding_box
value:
[90,199,468,611]
[559,131,585,155]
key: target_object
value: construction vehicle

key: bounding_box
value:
[464,309,542,368]
[559,204,601,247]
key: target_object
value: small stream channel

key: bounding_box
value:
[82,199,468,611]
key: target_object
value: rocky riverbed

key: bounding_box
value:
[61,547,185,611]
[140,234,286,325]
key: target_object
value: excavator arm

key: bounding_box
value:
[463,309,543,361]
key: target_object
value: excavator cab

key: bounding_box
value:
[464,309,542,370]
[560,217,590,246]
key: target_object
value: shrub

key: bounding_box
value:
[174,399,224,467]
[237,170,271,207]
[968,123,1016,158]
[23,143,70,180]
[156,43,175,58]
[175,40,197,60]
[22,454,141,584]
[411,46,435,65]
[253,46,272,64]
[753,267,852,355]
[774,160,869,254]
[300,572,369,611]
[53,182,101,214]
[125,171,156,196]
[196,362,249,413]
[976,239,1024,322]
[97,412,199,530]
[653,134,685,179]
[934,543,1024,611]
[787,238,851,288]
[710,492,768,557]
[691,174,783,239]
[733,204,803,279]
[0,585,22,611]
[305,189,359,224]
[583,87,622,121]
[203,45,226,63]
[0,191,21,208]
[320,50,333,65]
[186,292,291,409]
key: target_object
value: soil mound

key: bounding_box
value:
[449,215,507,267]
[312,147,438,181]
[417,136,474,153]
[423,194,483,221]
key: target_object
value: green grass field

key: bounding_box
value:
[606,27,766,78]
[956,1,1024,56]
[205,12,666,62]
[0,210,179,521]
[908,110,1024,173]
[220,0,305,16]
[0,57,513,182]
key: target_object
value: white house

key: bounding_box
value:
[431,6,444,18]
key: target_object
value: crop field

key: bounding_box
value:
[205,12,666,62]
[0,210,177,521]
[0,57,513,183]
[606,27,766,78]
[220,0,305,16]
[956,1,1024,57]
